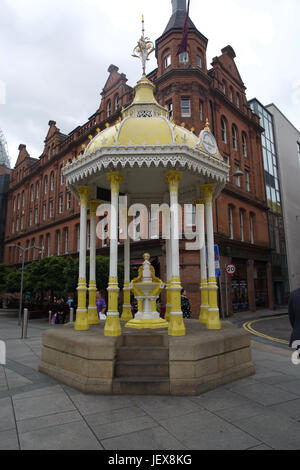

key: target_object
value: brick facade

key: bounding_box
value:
[4,7,273,315]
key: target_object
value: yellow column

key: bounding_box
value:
[121,229,133,321]
[165,238,171,322]
[104,172,124,337]
[165,170,186,337]
[75,186,91,331]
[194,198,209,325]
[201,184,221,330]
[88,200,100,325]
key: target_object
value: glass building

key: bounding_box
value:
[249,99,289,305]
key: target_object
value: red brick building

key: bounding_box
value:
[4,1,273,315]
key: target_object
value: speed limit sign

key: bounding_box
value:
[226,264,236,275]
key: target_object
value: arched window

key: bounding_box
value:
[107,100,111,117]
[44,176,48,195]
[115,94,119,111]
[36,182,40,199]
[50,172,55,191]
[221,117,227,144]
[17,194,20,209]
[242,132,247,157]
[239,210,245,242]
[250,214,255,244]
[232,124,238,150]
[57,231,61,256]
[236,94,240,109]
[229,87,234,103]
[60,166,64,185]
[228,206,234,240]
[22,191,25,207]
[196,55,202,68]
[222,80,227,95]
[30,185,34,202]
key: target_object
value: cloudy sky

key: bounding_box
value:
[0,0,299,167]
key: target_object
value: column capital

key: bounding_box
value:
[201,184,215,201]
[78,186,91,202]
[88,200,100,216]
[106,172,124,190]
[165,170,182,187]
[193,198,205,206]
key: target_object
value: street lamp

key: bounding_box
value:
[6,244,44,326]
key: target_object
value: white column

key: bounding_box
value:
[88,200,99,325]
[75,186,91,331]
[165,170,185,337]
[202,184,221,330]
[104,172,124,337]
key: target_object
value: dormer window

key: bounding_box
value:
[179,52,189,64]
[164,55,171,68]
[196,56,202,68]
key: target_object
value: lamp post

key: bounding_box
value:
[7,244,44,326]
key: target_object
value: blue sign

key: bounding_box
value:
[206,245,221,278]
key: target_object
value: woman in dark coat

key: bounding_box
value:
[289,288,300,348]
[181,289,192,319]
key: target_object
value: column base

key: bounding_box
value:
[206,308,222,330]
[168,313,186,337]
[88,307,100,325]
[104,313,122,337]
[125,318,169,330]
[75,309,89,331]
[121,305,133,322]
[199,305,209,324]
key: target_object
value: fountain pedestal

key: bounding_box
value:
[125,254,169,330]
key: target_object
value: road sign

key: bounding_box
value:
[226,264,236,276]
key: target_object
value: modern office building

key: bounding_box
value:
[249,99,289,305]
[266,104,300,292]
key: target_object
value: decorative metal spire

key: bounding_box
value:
[132,15,155,76]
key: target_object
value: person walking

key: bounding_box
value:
[288,288,300,350]
[96,291,107,321]
[181,289,192,319]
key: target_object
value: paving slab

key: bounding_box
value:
[13,390,76,421]
[91,415,157,440]
[234,413,300,450]
[0,397,16,431]
[268,399,300,421]
[0,429,19,450]
[158,410,260,450]
[84,406,147,428]
[67,393,135,416]
[17,410,83,434]
[102,426,186,450]
[225,382,299,406]
[214,401,271,423]
[189,388,252,412]
[19,420,103,450]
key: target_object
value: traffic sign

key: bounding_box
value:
[226,264,236,276]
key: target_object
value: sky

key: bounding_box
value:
[0,0,299,167]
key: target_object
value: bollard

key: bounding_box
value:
[49,310,52,325]
[22,308,29,339]
[69,308,74,323]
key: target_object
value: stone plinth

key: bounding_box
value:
[39,320,255,395]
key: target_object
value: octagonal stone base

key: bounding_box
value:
[39,320,255,396]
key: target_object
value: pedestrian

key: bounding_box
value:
[54,298,66,324]
[96,290,107,321]
[181,289,192,319]
[288,288,300,353]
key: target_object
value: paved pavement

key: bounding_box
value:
[1,312,300,450]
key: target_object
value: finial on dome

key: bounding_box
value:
[205,118,210,131]
[132,15,155,76]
